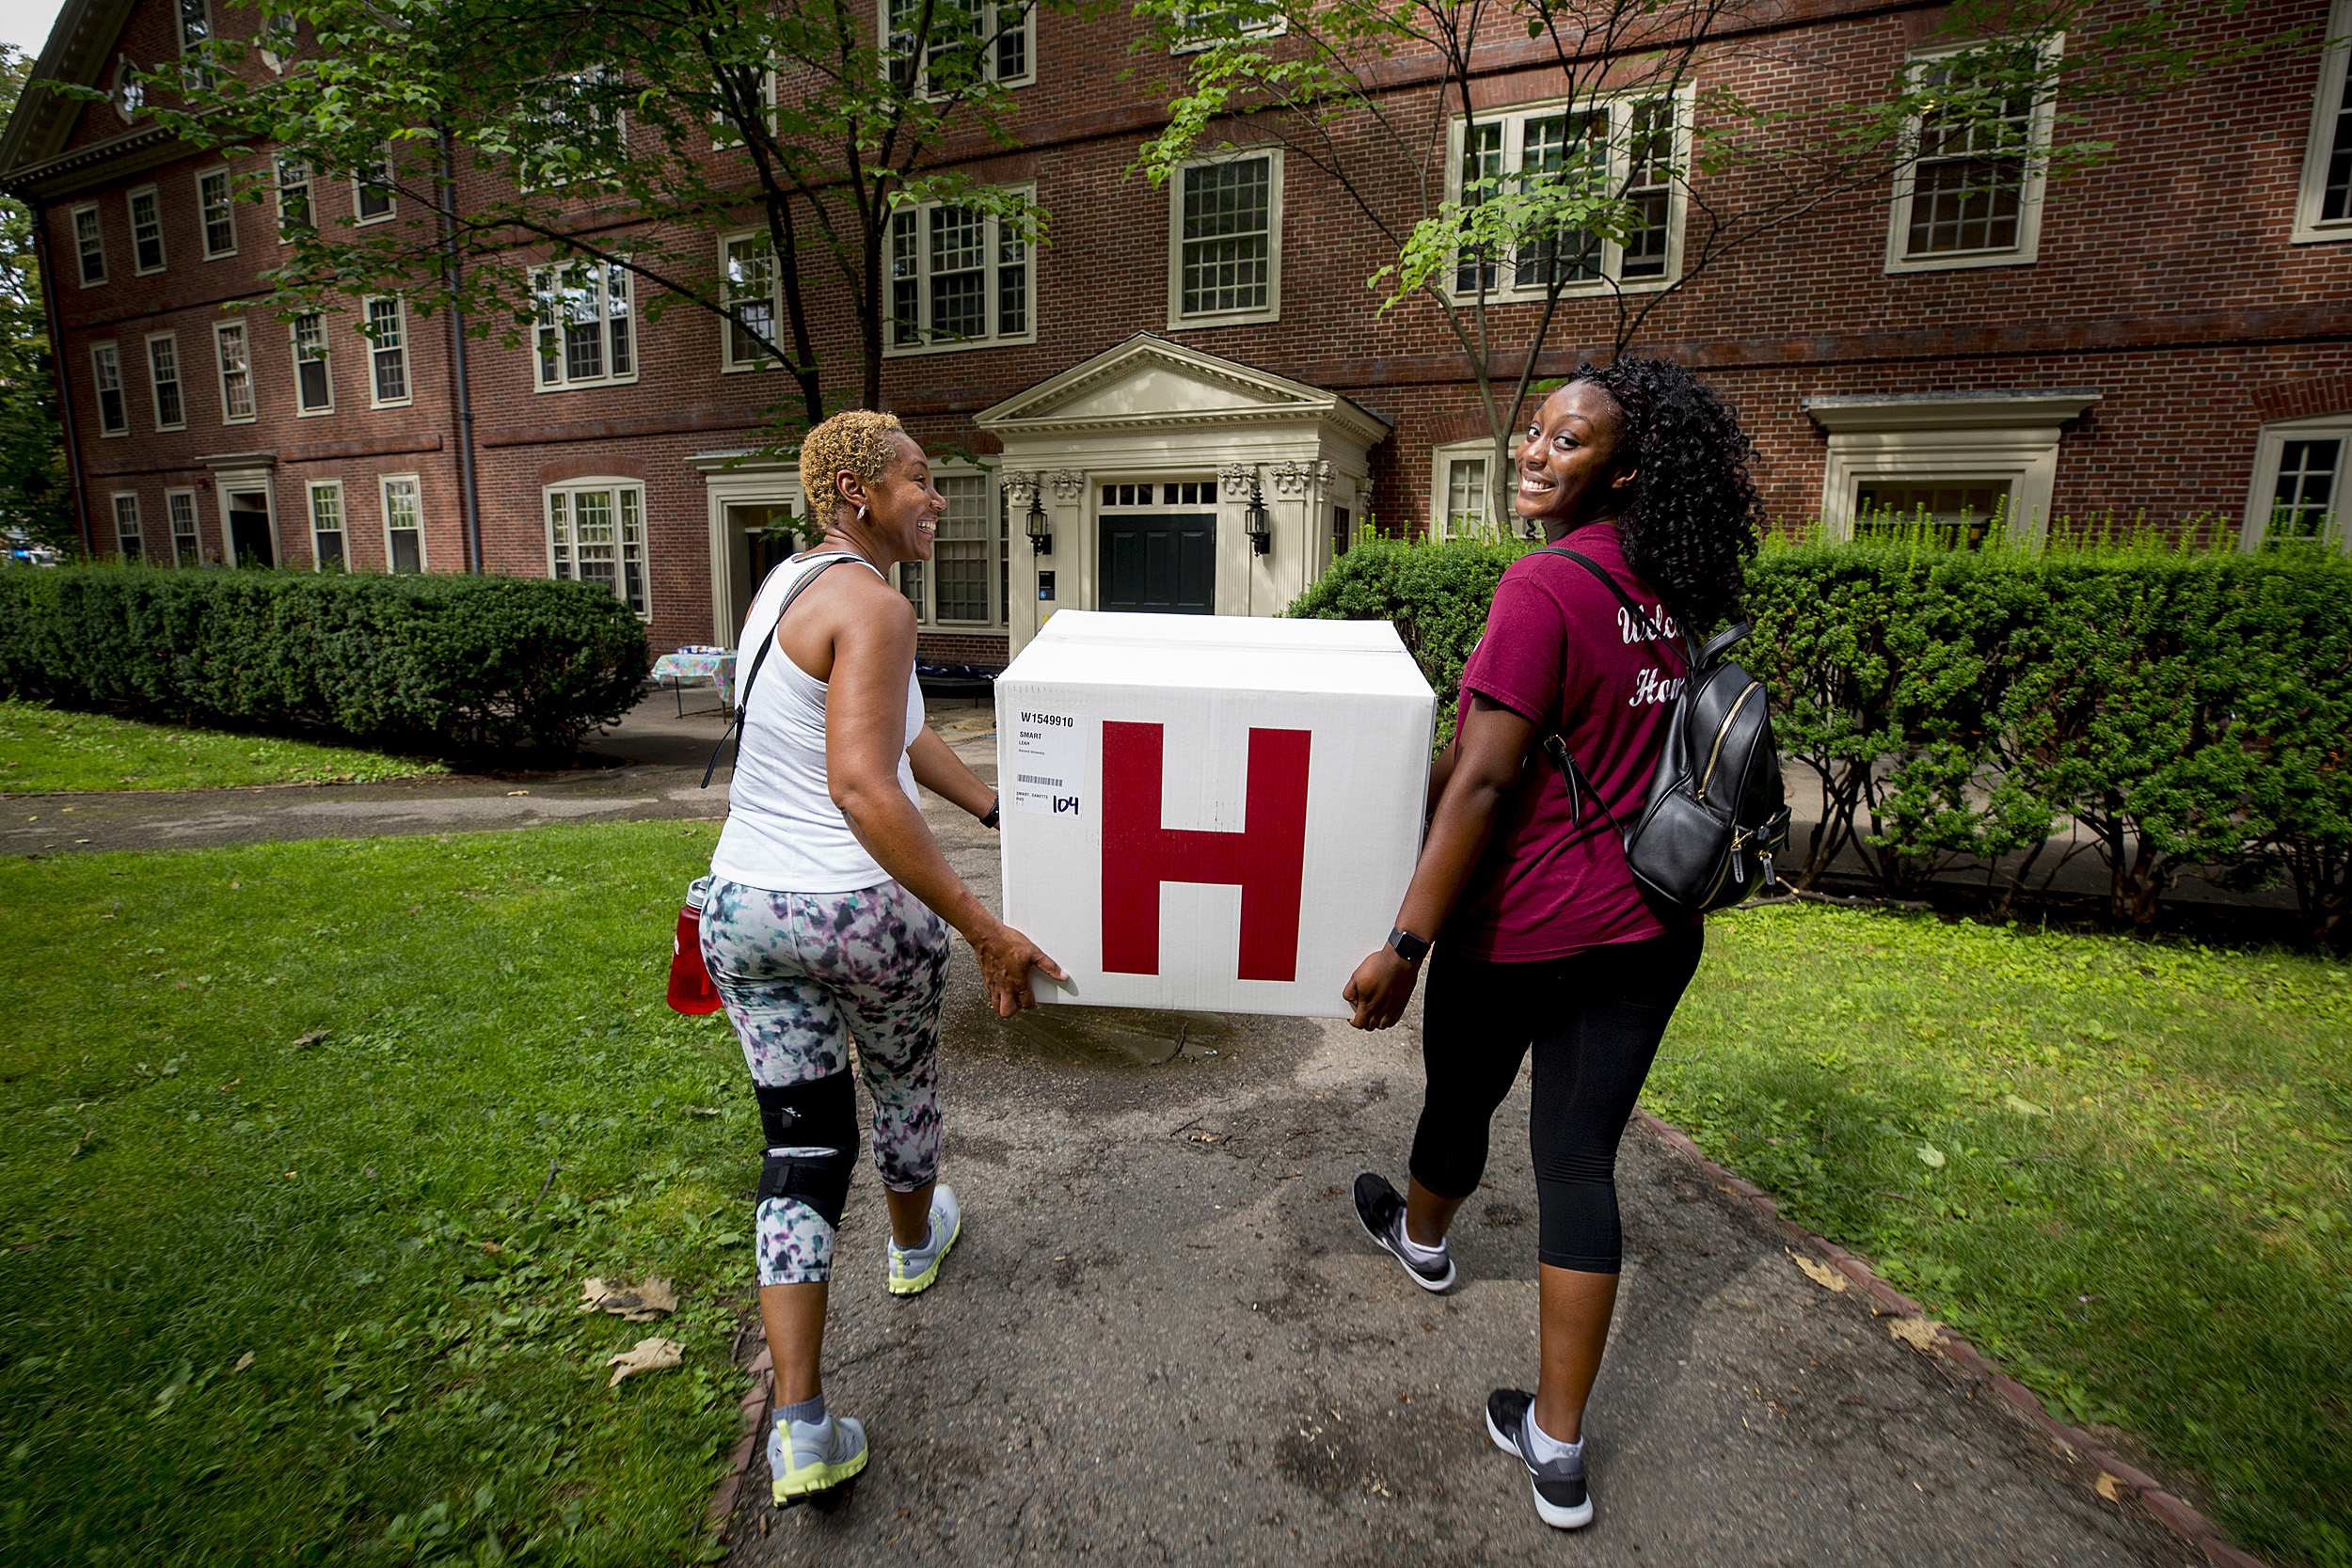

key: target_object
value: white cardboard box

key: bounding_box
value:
[995,610,1435,1019]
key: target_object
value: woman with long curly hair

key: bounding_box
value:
[1342,357,1760,1530]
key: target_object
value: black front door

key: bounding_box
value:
[1100,512,1215,614]
[228,495,274,568]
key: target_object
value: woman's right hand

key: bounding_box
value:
[973,923,1068,1017]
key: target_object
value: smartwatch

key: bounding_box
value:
[981,795,1001,830]
[1387,927,1430,964]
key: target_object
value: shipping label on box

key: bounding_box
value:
[997,611,1435,1019]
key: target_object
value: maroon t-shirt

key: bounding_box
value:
[1442,524,1692,961]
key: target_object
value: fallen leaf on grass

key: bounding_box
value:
[2094,1472,2124,1501]
[580,1275,678,1323]
[291,1029,330,1051]
[1915,1143,1947,1169]
[233,1353,254,1371]
[2002,1094,2047,1116]
[1887,1318,1944,1354]
[1786,1249,1849,1292]
[606,1336,684,1387]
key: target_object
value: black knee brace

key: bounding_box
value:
[754,1073,858,1227]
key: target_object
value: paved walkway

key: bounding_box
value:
[12,688,2215,1563]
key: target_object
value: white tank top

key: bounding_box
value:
[709,552,925,895]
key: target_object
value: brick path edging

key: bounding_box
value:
[689,1118,2270,1565]
[1632,1110,2272,1568]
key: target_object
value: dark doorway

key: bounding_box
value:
[1100,511,1215,614]
[228,493,275,568]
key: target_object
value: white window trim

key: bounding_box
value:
[1441,88,1692,305]
[259,10,295,72]
[70,202,105,288]
[2294,0,2352,244]
[1169,6,1285,55]
[352,147,397,226]
[1804,392,2099,547]
[176,0,212,86]
[881,187,1039,358]
[1167,147,1284,330]
[2241,411,2352,553]
[710,71,778,150]
[307,478,345,569]
[363,296,412,408]
[126,185,165,275]
[112,491,143,561]
[718,227,783,372]
[1883,36,2061,275]
[291,312,333,417]
[110,56,143,122]
[1428,435,1521,539]
[213,318,256,425]
[165,486,200,566]
[898,462,998,626]
[144,330,185,432]
[543,476,652,619]
[530,259,639,391]
[517,67,627,192]
[89,341,127,437]
[882,0,1038,96]
[276,155,313,244]
[196,166,236,260]
[380,472,425,572]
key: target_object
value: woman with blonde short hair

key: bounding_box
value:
[701,408,1063,1503]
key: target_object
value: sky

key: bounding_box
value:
[0,0,59,59]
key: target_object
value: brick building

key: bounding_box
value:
[4,0,2347,673]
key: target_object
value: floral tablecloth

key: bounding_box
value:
[650,647,738,709]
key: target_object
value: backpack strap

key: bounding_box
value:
[1534,546,1692,672]
[1524,546,1685,846]
[699,550,866,789]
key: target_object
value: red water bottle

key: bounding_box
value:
[667,876,723,1015]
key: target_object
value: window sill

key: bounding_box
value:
[152,423,186,435]
[368,398,414,410]
[201,251,238,262]
[532,375,642,394]
[353,214,396,229]
[1167,308,1279,332]
[218,417,259,427]
[97,428,129,438]
[296,405,335,419]
[882,333,1037,359]
[2290,220,2352,245]
[1883,247,2039,275]
[134,265,166,277]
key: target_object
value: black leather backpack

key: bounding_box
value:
[1534,547,1792,921]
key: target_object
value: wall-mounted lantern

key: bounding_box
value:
[1244,474,1272,556]
[1025,489,1053,556]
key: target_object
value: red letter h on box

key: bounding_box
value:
[1101,721,1311,982]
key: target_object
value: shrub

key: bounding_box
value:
[1290,531,2352,949]
[0,568,652,754]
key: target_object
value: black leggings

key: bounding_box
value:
[1408,924,1703,1273]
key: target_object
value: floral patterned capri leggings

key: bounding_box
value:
[700,876,950,1287]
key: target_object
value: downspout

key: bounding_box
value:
[435,122,484,574]
[28,198,91,557]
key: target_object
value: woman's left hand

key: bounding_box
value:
[1343,946,1421,1031]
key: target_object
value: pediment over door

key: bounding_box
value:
[975,333,1389,446]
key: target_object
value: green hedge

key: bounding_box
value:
[1290,535,2352,949]
[0,568,653,754]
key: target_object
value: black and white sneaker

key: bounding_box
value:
[1486,1388,1594,1529]
[1352,1171,1455,1292]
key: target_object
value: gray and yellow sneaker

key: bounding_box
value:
[887,1184,961,1296]
[770,1409,867,1504]
[1486,1388,1594,1529]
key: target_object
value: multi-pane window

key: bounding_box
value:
[532,261,635,388]
[887,0,1034,94]
[1450,96,1680,298]
[215,321,255,421]
[1852,481,2010,549]
[128,188,165,273]
[111,57,143,120]
[90,343,127,436]
[260,9,297,70]
[520,68,623,188]
[2267,439,2340,548]
[167,490,199,566]
[199,169,235,257]
[177,0,212,86]
[72,204,104,285]
[146,333,184,430]
[722,234,777,369]
[933,475,991,623]
[292,312,331,412]
[113,493,142,561]
[1102,482,1216,506]
[355,148,395,222]
[1443,457,1487,537]
[2296,0,2352,241]
[309,481,345,568]
[364,297,408,404]
[1176,154,1276,322]
[548,483,647,614]
[277,156,313,239]
[886,195,1032,354]
[382,475,423,572]
[1888,43,2051,270]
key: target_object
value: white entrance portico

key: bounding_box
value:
[977,333,1390,658]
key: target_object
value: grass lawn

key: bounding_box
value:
[0,699,448,791]
[0,822,749,1566]
[2,832,2345,1567]
[1648,903,2352,1568]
